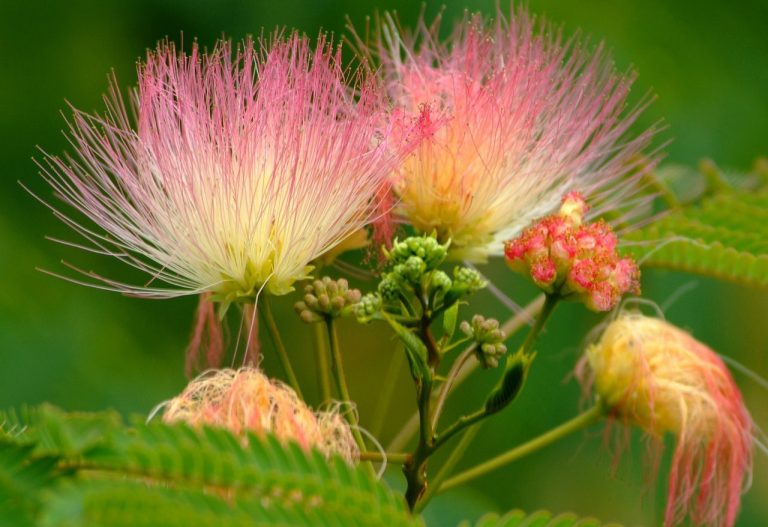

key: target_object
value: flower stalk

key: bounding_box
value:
[325,318,367,453]
[261,298,303,399]
[438,404,605,493]
[387,295,545,453]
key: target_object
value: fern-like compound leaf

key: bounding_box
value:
[623,160,768,287]
[0,405,421,527]
[460,509,623,527]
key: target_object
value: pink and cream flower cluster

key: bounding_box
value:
[33,9,757,526]
[364,7,657,261]
[38,8,657,300]
[38,35,405,302]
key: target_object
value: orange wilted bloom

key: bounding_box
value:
[162,368,359,463]
[581,313,753,527]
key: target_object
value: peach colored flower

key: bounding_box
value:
[581,313,753,527]
[162,367,359,463]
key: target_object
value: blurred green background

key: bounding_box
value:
[1,1,766,525]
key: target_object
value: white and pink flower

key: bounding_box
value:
[38,34,402,302]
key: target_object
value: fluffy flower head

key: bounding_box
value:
[582,313,753,527]
[504,193,639,311]
[365,7,656,260]
[162,368,359,463]
[38,34,400,301]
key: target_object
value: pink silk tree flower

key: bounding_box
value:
[357,7,658,261]
[36,34,402,304]
[580,313,754,527]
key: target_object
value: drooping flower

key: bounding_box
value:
[580,313,753,527]
[356,7,657,261]
[36,34,403,303]
[504,192,639,311]
[162,367,359,463]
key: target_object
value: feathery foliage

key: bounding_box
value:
[623,159,768,287]
[461,509,623,527]
[0,404,421,527]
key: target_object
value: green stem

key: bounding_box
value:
[386,295,545,453]
[313,323,332,403]
[520,293,558,357]
[369,345,405,439]
[431,346,474,430]
[360,451,411,464]
[414,422,482,513]
[438,405,604,493]
[431,294,559,453]
[325,318,366,452]
[261,298,302,399]
[403,318,438,510]
[431,409,486,452]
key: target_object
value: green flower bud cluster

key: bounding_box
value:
[354,235,489,324]
[430,270,452,293]
[386,235,449,272]
[453,267,485,293]
[354,292,382,322]
[294,277,362,323]
[460,315,507,368]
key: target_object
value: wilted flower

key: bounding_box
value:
[357,6,657,261]
[36,34,402,303]
[504,193,639,311]
[580,313,753,527]
[162,367,359,463]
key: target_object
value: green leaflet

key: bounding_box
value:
[459,509,623,527]
[484,353,531,414]
[442,302,460,342]
[0,405,421,527]
[382,313,430,381]
[623,161,768,287]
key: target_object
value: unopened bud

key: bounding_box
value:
[461,314,507,368]
[504,194,639,312]
[294,276,363,322]
[452,266,485,292]
[387,235,449,270]
[355,293,382,321]
[559,191,589,226]
[430,270,452,293]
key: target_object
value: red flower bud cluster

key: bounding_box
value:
[504,192,639,311]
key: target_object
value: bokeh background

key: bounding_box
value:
[1,1,766,525]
